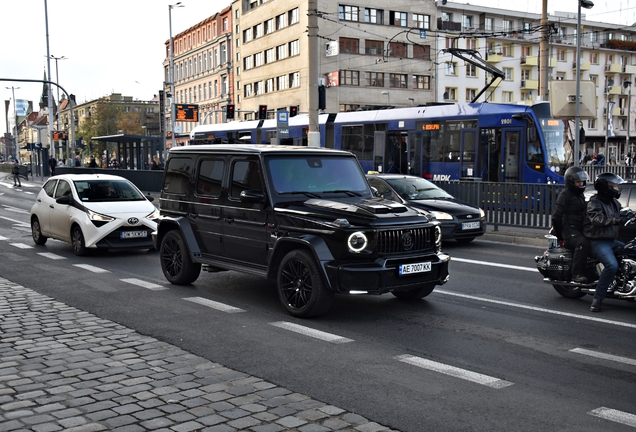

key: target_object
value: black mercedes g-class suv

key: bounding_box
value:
[153,145,450,317]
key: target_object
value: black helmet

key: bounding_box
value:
[564,167,589,193]
[594,172,625,200]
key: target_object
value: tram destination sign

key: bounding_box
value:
[176,104,199,122]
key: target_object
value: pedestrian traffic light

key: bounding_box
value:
[258,105,268,120]
[226,104,235,119]
[289,105,299,117]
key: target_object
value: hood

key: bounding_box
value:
[407,198,481,215]
[83,200,156,216]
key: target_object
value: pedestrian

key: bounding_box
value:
[150,155,162,170]
[74,155,81,167]
[584,173,630,312]
[12,160,21,187]
[49,155,57,176]
[551,167,589,283]
[89,156,98,168]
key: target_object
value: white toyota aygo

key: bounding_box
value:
[30,174,160,255]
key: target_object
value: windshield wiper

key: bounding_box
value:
[322,190,362,196]
[279,191,321,198]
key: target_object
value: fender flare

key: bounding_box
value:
[156,216,202,259]
[267,234,335,281]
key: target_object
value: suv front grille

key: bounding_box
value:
[377,227,434,254]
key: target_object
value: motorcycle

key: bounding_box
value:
[535,222,636,301]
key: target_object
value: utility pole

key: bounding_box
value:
[169,2,184,148]
[307,0,320,146]
[44,0,54,158]
[539,0,549,100]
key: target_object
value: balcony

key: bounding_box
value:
[573,60,591,71]
[606,85,622,95]
[437,19,461,31]
[520,79,539,90]
[486,52,503,63]
[624,65,636,74]
[605,63,622,73]
[613,106,625,117]
[521,56,538,66]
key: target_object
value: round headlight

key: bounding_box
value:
[435,225,442,248]
[348,232,368,253]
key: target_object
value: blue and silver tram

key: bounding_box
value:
[190,102,569,184]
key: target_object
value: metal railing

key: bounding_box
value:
[434,181,564,230]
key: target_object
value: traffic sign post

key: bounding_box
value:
[277,110,289,139]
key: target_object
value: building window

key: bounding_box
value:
[462,15,473,29]
[413,13,430,29]
[277,75,288,90]
[521,69,530,80]
[589,74,598,86]
[276,13,287,30]
[365,39,383,56]
[340,37,359,54]
[588,118,597,129]
[244,56,253,70]
[466,38,477,50]
[365,8,383,24]
[590,52,599,64]
[502,44,512,56]
[289,8,299,24]
[466,88,477,101]
[503,68,513,80]
[290,72,300,88]
[339,5,359,22]
[557,49,566,61]
[445,37,457,49]
[265,48,275,64]
[366,71,384,87]
[443,87,457,101]
[389,73,407,88]
[340,70,360,86]
[485,17,493,31]
[413,75,430,90]
[254,52,263,67]
[521,46,531,57]
[503,20,512,33]
[502,91,513,102]
[266,78,274,93]
[390,11,407,27]
[264,18,274,34]
[413,44,430,60]
[445,62,457,75]
[389,42,407,58]
[253,23,263,39]
[244,83,252,97]
[277,43,288,60]
[466,64,477,77]
[289,40,300,56]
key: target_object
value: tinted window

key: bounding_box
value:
[43,179,57,197]
[54,180,72,198]
[164,157,192,195]
[197,158,225,197]
[230,159,263,198]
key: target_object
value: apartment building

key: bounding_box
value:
[436,1,636,158]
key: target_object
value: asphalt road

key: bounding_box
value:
[1,177,636,431]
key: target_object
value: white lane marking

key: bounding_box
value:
[183,296,245,313]
[0,236,7,240]
[452,257,537,272]
[396,354,514,389]
[436,289,636,330]
[0,216,30,227]
[73,264,110,273]
[121,278,168,291]
[570,348,636,367]
[9,243,33,249]
[269,321,354,344]
[23,191,35,195]
[2,205,29,214]
[37,252,67,260]
[589,407,636,427]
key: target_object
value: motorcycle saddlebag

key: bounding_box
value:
[537,247,572,281]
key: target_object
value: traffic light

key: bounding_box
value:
[258,104,268,120]
[318,85,326,110]
[226,104,235,119]
[289,105,299,117]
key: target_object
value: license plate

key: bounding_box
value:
[120,230,148,239]
[462,221,480,230]
[399,261,431,276]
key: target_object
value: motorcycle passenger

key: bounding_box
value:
[584,172,627,312]
[551,167,590,284]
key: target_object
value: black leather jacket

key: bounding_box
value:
[551,188,587,240]
[583,194,622,240]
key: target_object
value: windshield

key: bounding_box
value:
[73,179,146,202]
[385,177,454,201]
[539,118,568,175]
[267,156,370,195]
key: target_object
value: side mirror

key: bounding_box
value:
[240,189,265,203]
[56,195,71,205]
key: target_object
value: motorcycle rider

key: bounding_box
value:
[551,167,590,283]
[584,172,629,312]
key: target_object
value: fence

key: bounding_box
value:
[434,181,564,230]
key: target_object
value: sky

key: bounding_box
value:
[1,0,631,135]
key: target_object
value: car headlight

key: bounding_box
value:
[435,225,443,251]
[146,208,160,220]
[348,231,368,253]
[87,208,115,222]
[479,208,485,218]
[430,211,453,220]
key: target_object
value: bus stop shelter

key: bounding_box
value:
[91,134,163,170]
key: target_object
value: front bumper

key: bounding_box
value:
[323,252,450,294]
[441,217,486,241]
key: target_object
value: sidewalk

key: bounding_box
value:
[0,278,398,432]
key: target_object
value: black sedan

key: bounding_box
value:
[367,174,486,243]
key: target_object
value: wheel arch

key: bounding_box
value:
[267,235,334,285]
[156,217,202,260]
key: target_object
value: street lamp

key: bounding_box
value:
[48,55,67,159]
[382,91,390,107]
[168,2,184,148]
[6,86,20,159]
[574,0,594,167]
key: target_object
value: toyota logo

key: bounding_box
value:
[127,217,140,225]
[401,231,414,251]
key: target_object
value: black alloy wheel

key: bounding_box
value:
[160,230,201,285]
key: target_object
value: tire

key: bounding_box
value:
[456,237,475,244]
[552,284,587,299]
[277,249,334,318]
[71,226,87,256]
[160,230,201,285]
[31,217,47,245]
[392,284,436,300]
